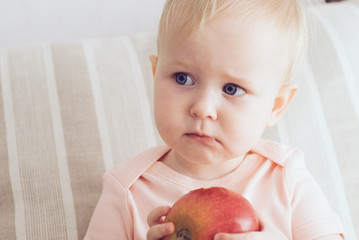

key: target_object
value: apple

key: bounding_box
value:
[163,187,259,240]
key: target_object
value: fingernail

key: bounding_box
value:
[166,222,175,234]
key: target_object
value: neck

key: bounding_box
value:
[162,150,245,181]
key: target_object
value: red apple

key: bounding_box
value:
[163,187,259,240]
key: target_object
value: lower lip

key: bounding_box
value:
[185,133,219,146]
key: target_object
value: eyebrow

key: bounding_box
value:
[166,59,195,69]
[165,58,254,86]
[221,71,253,86]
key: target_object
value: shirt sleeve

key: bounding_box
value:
[284,149,345,240]
[84,172,133,240]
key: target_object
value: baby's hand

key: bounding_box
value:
[214,212,288,240]
[146,206,175,240]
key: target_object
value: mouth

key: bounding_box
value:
[185,132,220,145]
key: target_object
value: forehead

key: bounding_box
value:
[159,9,292,55]
[158,15,292,88]
[163,16,290,66]
[157,0,307,84]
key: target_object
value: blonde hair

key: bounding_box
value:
[157,0,311,82]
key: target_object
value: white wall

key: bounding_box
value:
[0,0,166,48]
[1,0,356,48]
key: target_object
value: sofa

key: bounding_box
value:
[0,1,358,239]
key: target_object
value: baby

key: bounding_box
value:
[85,0,344,239]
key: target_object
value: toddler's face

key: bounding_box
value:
[151,15,294,169]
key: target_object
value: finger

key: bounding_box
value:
[147,206,171,227]
[256,211,277,232]
[214,231,260,240]
[146,222,175,240]
[253,210,267,231]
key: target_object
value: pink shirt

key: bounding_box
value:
[84,139,344,240]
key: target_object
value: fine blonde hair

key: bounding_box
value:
[157,0,311,82]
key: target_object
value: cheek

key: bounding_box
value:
[153,82,185,135]
[154,79,171,111]
[154,86,169,128]
[154,85,177,117]
[154,95,172,143]
[224,102,273,141]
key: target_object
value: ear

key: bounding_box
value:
[149,55,158,78]
[266,83,298,127]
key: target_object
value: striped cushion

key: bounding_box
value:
[0,34,159,239]
[0,2,358,240]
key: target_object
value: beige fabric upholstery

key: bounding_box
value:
[0,2,358,239]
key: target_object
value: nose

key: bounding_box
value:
[189,89,218,120]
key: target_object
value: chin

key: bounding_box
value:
[176,147,226,165]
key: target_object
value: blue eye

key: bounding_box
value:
[174,73,194,85]
[223,83,245,96]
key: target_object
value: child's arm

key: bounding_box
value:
[314,236,343,240]
[146,206,175,240]
[84,173,133,240]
